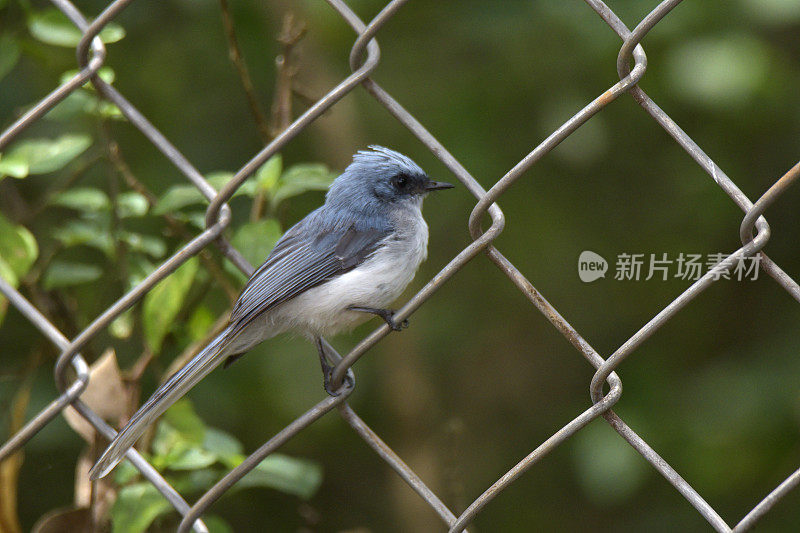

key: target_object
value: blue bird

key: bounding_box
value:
[89,146,453,480]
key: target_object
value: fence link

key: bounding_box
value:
[1,0,799,531]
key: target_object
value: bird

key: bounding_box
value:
[88,146,454,480]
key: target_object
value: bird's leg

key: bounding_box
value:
[346,306,409,331]
[314,336,353,396]
[315,335,332,381]
[314,336,335,394]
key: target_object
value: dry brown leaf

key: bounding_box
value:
[75,449,115,526]
[31,507,91,533]
[63,349,128,442]
[0,376,33,533]
[73,451,93,508]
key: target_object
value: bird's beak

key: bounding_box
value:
[424,179,455,192]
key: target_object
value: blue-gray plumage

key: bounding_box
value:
[89,146,453,480]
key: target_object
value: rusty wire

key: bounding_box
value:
[1,1,799,531]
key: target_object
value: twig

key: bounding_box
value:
[102,124,130,292]
[218,0,271,144]
[269,14,306,137]
[251,13,307,222]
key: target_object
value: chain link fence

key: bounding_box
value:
[1,0,799,531]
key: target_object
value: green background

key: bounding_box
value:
[2,0,800,531]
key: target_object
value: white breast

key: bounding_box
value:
[255,206,429,339]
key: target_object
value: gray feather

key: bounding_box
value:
[88,331,231,480]
[89,146,440,481]
[227,220,389,338]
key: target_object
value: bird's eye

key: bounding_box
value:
[393,174,409,190]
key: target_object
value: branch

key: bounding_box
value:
[269,13,307,137]
[218,0,271,144]
[251,13,307,222]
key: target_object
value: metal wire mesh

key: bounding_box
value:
[2,0,799,531]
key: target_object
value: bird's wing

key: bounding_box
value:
[89,221,389,480]
[227,221,390,336]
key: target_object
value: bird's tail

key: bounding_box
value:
[89,328,232,480]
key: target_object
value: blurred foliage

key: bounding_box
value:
[1,0,800,532]
[109,400,321,533]
[0,1,337,529]
[27,8,125,47]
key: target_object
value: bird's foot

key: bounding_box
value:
[322,366,354,397]
[347,306,409,331]
[316,337,355,397]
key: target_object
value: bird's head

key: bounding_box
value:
[326,146,453,213]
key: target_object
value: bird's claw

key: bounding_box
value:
[390,316,410,331]
[347,306,409,331]
[316,339,355,397]
[322,366,354,397]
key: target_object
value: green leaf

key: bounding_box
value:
[254,154,282,192]
[0,214,38,326]
[169,470,220,494]
[203,428,244,467]
[211,171,255,197]
[45,89,124,122]
[152,186,201,215]
[150,405,246,474]
[152,185,204,216]
[0,33,20,82]
[0,212,38,279]
[0,153,29,178]
[42,260,102,289]
[52,219,114,256]
[230,219,281,268]
[142,256,199,352]
[236,454,323,499]
[110,483,171,533]
[51,187,110,211]
[28,9,126,48]
[163,399,206,444]
[178,211,208,231]
[44,90,94,121]
[0,134,92,178]
[96,100,124,119]
[271,163,335,207]
[152,172,250,215]
[117,192,149,218]
[164,446,217,471]
[109,308,134,339]
[150,400,210,470]
[0,257,16,325]
[119,232,166,258]
[0,257,17,287]
[59,66,115,87]
[150,424,185,463]
[186,305,214,341]
[112,460,139,485]
[151,433,215,471]
[26,134,93,174]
